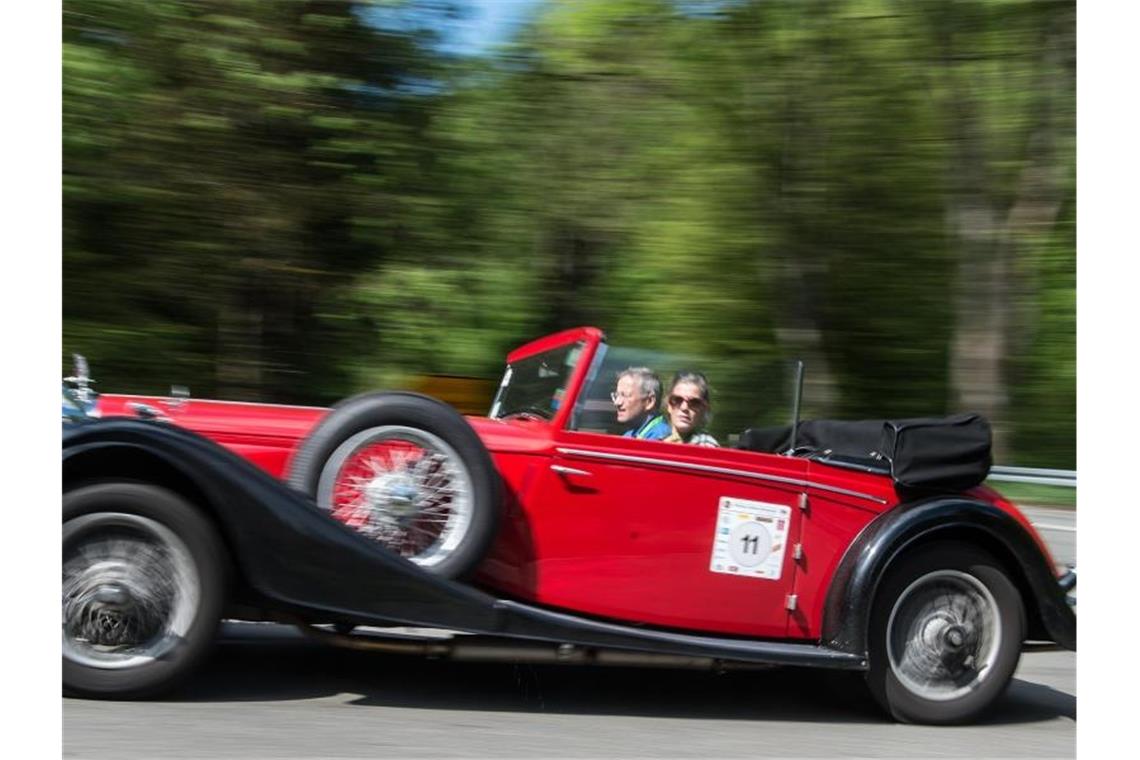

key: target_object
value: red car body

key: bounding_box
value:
[95,326,1055,643]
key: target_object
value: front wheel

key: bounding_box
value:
[63,483,227,699]
[866,542,1024,724]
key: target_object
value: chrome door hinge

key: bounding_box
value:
[798,493,809,512]
[792,543,803,561]
[785,594,798,612]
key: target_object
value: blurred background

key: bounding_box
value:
[62,0,1074,467]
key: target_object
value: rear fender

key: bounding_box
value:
[820,496,1076,657]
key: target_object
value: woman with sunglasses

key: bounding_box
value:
[663,371,719,447]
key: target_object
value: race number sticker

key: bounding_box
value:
[709,497,792,580]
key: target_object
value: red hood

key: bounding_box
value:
[97,394,328,444]
[96,396,551,454]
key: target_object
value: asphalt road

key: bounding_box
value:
[63,508,1077,760]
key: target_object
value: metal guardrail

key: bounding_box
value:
[988,466,1076,488]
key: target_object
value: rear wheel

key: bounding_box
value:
[866,542,1024,724]
[288,392,500,579]
[63,483,226,699]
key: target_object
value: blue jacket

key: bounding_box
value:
[623,413,670,441]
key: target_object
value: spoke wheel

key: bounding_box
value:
[317,426,475,570]
[867,542,1023,724]
[288,392,500,579]
[63,483,226,699]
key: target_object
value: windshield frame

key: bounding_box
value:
[489,327,605,429]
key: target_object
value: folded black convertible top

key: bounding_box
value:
[739,413,992,492]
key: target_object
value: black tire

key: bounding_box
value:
[63,482,227,699]
[287,392,500,579]
[866,542,1024,724]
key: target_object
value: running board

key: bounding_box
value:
[488,599,868,671]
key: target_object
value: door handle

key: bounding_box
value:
[550,464,593,478]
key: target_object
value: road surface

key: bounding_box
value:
[63,508,1076,759]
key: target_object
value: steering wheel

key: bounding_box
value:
[502,406,555,421]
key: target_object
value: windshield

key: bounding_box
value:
[490,341,586,421]
[570,345,802,445]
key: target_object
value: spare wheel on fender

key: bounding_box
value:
[288,392,500,579]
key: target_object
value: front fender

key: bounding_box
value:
[63,418,502,630]
[820,496,1076,657]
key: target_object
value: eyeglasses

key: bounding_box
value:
[610,391,641,404]
[668,394,707,412]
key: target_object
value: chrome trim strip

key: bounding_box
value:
[554,447,888,504]
[109,394,329,412]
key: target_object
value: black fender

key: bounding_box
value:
[820,496,1076,657]
[63,418,503,631]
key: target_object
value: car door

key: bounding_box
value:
[523,430,808,639]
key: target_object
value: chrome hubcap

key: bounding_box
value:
[887,569,1000,701]
[364,473,420,520]
[62,513,199,669]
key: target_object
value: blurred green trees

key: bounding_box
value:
[63,0,1075,467]
[64,0,448,399]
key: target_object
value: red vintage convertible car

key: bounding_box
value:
[62,326,1075,724]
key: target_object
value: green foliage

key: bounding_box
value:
[63,0,451,402]
[1008,204,1076,468]
[63,0,1075,466]
[987,481,1076,510]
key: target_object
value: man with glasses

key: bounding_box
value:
[611,367,670,440]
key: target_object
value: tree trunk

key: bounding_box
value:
[936,25,1012,459]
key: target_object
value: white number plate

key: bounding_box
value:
[709,497,792,580]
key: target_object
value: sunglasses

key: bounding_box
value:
[668,394,707,412]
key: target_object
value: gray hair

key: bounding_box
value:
[617,367,662,401]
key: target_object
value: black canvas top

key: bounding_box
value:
[738,413,992,492]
